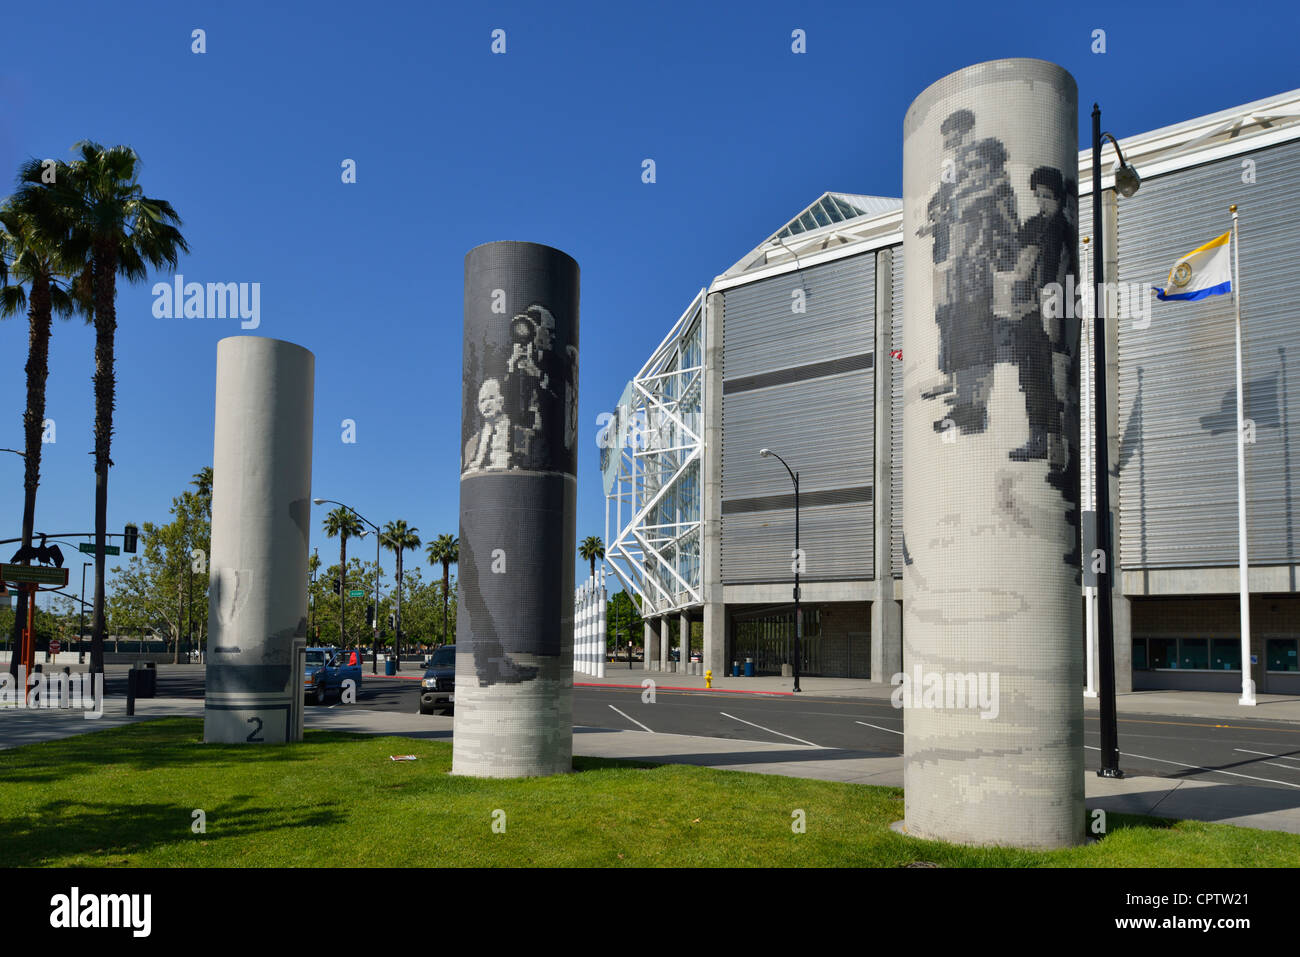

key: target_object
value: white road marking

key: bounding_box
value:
[609,705,653,733]
[1085,745,1300,789]
[856,720,903,736]
[720,711,820,748]
[1234,748,1300,767]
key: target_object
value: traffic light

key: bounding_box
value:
[366,604,375,627]
[123,524,138,553]
[388,613,395,630]
[332,578,341,595]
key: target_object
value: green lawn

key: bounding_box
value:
[1,718,1296,867]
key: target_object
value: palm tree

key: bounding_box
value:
[1,183,80,675]
[191,466,213,519]
[381,520,421,672]
[322,507,364,648]
[579,535,605,581]
[307,549,320,641]
[47,143,189,675]
[425,535,459,646]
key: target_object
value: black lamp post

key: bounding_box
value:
[759,448,801,692]
[78,562,91,664]
[1091,104,1140,778]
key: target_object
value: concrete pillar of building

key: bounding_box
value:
[204,336,314,745]
[453,240,578,778]
[872,246,904,683]
[646,618,659,672]
[679,611,690,673]
[701,291,727,676]
[660,616,671,673]
[901,59,1084,848]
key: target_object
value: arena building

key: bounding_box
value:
[601,84,1300,696]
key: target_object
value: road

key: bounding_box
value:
[89,664,1300,792]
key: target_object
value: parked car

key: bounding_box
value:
[419,644,455,715]
[304,647,364,705]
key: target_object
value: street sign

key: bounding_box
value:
[348,589,365,598]
[78,542,120,556]
[49,639,61,655]
[0,564,69,587]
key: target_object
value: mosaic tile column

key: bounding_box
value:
[453,241,579,777]
[204,336,315,744]
[901,58,1084,847]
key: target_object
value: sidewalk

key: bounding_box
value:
[580,667,1300,724]
[5,697,1299,837]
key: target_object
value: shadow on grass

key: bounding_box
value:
[0,795,348,866]
[0,718,385,786]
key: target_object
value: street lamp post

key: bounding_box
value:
[1091,104,1141,779]
[759,448,801,693]
[78,562,91,664]
[313,498,382,674]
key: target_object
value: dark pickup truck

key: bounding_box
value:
[419,645,455,715]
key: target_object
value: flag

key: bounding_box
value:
[1154,232,1232,301]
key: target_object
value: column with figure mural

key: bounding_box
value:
[204,337,315,744]
[901,58,1084,847]
[454,241,579,777]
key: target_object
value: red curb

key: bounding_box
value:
[575,682,792,697]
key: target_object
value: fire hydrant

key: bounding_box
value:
[705,669,713,689]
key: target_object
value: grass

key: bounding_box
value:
[0,718,1297,867]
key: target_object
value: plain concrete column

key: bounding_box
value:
[204,336,314,745]
[659,617,670,673]
[701,291,726,676]
[679,612,690,673]
[645,619,659,672]
[872,246,904,683]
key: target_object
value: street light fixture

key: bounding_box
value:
[758,448,801,693]
[313,497,382,674]
[1091,105,1140,779]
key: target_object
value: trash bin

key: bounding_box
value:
[385,658,396,676]
[133,660,157,698]
[744,657,755,677]
[732,661,740,677]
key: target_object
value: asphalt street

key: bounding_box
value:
[82,664,1300,792]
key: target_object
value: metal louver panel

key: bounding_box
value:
[1116,139,1300,569]
[721,252,876,584]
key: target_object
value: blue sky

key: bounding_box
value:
[3,0,1297,605]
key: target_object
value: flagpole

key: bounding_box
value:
[1230,204,1255,706]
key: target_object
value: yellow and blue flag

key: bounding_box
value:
[1154,232,1232,301]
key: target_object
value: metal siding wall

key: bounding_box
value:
[721,253,875,584]
[891,243,904,577]
[1116,139,1300,568]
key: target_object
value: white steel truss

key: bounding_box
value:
[604,289,705,617]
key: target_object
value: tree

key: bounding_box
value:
[191,466,213,519]
[607,589,644,656]
[306,557,381,647]
[322,507,364,650]
[381,520,420,672]
[48,142,189,676]
[107,488,210,660]
[579,535,605,581]
[1,180,81,676]
[425,534,458,649]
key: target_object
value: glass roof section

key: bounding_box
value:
[773,192,902,240]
